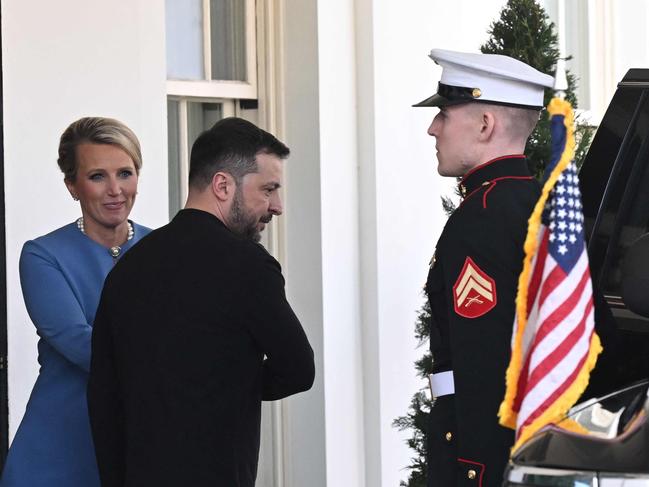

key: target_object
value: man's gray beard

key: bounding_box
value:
[229,189,261,242]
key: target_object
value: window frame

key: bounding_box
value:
[166,0,258,100]
[167,97,237,215]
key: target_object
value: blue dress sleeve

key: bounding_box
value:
[19,240,92,371]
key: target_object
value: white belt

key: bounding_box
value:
[429,371,455,399]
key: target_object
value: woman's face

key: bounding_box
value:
[65,143,138,231]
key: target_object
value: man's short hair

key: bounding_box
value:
[467,103,540,142]
[496,105,541,141]
[189,117,290,190]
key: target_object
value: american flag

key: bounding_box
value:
[499,98,602,450]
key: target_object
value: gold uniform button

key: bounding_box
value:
[467,469,477,480]
[445,432,452,442]
[472,88,482,98]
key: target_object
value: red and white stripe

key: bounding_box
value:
[510,225,595,440]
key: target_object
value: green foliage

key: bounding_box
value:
[441,178,464,216]
[392,300,433,487]
[480,0,594,176]
[481,0,560,77]
[396,1,594,485]
[440,194,458,216]
[393,391,431,487]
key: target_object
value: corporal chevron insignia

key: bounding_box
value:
[453,257,497,318]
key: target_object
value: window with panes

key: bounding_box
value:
[165,0,258,218]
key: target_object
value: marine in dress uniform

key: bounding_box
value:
[413,50,554,486]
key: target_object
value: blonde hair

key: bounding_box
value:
[57,117,142,181]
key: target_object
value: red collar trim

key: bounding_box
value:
[460,154,526,183]
[459,175,534,208]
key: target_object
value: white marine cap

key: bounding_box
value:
[413,48,554,109]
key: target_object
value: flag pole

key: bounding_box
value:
[499,47,602,451]
[554,58,568,99]
[555,0,568,99]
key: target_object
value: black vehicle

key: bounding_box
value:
[505,69,649,486]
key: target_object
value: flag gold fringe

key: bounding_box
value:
[498,98,603,452]
[511,333,601,451]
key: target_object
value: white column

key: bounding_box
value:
[279,0,523,485]
[280,0,328,485]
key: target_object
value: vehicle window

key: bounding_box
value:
[581,88,649,298]
[558,381,648,439]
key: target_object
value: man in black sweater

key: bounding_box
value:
[88,117,315,487]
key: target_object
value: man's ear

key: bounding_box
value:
[211,172,234,201]
[478,110,496,142]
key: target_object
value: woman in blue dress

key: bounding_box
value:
[0,117,152,486]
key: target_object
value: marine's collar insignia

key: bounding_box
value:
[459,155,528,196]
[453,257,497,318]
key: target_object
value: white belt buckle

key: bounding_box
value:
[429,371,455,400]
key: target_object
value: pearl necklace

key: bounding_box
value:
[76,217,134,259]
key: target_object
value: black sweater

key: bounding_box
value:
[88,209,315,487]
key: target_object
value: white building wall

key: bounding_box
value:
[543,0,649,122]
[612,1,649,85]
[317,0,366,486]
[280,0,328,485]
[282,0,509,485]
[3,0,169,438]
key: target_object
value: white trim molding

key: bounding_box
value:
[166,80,257,99]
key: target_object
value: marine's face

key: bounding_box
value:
[427,104,478,177]
[228,152,283,242]
[66,143,138,232]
